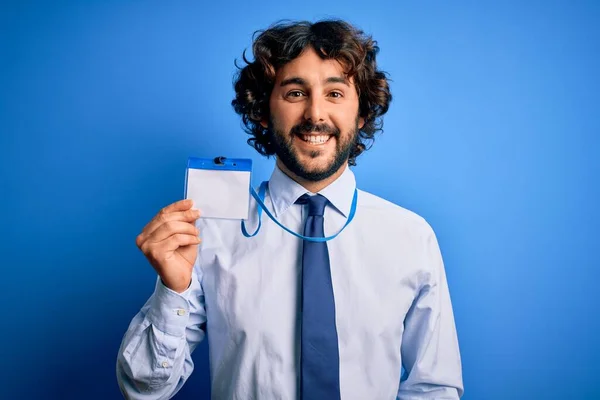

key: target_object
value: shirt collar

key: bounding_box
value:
[268,163,356,218]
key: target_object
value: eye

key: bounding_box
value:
[328,91,343,98]
[286,90,305,98]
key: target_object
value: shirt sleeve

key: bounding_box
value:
[116,262,207,400]
[397,226,464,399]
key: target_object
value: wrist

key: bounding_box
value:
[161,277,192,294]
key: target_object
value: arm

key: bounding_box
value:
[397,227,464,399]
[116,265,206,400]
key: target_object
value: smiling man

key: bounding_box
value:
[264,50,363,190]
[117,19,463,399]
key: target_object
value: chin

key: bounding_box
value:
[274,132,352,183]
[288,157,345,182]
[302,160,334,174]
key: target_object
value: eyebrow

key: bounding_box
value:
[280,77,306,87]
[279,76,350,87]
[325,76,349,86]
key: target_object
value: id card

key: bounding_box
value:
[184,156,252,220]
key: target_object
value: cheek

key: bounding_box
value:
[271,103,303,132]
[331,107,358,128]
[331,113,358,135]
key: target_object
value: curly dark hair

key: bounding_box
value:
[231,19,392,166]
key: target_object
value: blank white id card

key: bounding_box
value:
[184,157,252,220]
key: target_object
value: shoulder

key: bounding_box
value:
[356,189,436,239]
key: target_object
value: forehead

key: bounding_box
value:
[274,47,348,83]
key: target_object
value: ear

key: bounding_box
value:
[259,119,268,129]
[358,116,365,130]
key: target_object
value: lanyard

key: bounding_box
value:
[241,181,358,242]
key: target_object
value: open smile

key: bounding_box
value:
[296,134,333,146]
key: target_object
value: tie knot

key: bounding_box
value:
[296,194,328,216]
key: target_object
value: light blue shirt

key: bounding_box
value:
[117,165,464,399]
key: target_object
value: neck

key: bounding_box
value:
[276,159,347,193]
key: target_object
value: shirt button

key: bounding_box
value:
[176,309,186,316]
[162,361,169,368]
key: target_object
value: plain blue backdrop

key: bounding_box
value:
[1,1,598,399]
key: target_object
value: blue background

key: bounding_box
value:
[1,1,598,399]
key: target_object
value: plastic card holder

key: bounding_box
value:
[184,156,252,220]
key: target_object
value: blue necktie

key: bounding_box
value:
[296,194,341,400]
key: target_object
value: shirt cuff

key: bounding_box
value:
[146,278,192,337]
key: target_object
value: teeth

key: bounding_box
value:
[301,135,330,144]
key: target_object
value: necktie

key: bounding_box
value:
[295,194,341,400]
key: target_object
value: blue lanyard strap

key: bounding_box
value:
[241,181,358,242]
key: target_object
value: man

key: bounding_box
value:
[117,19,463,399]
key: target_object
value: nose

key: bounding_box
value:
[303,94,325,123]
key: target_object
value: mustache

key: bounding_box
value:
[290,121,340,136]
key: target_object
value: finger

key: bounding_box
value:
[139,220,199,249]
[162,199,195,214]
[161,233,202,252]
[143,233,201,265]
[143,208,200,237]
[147,220,199,243]
[138,208,201,246]
[141,199,195,233]
[151,233,202,257]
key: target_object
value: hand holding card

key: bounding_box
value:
[135,198,202,293]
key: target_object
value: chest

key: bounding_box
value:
[199,215,424,341]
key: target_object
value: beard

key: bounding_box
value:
[268,118,359,182]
